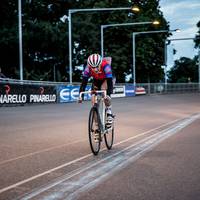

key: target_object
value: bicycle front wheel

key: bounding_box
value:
[88,107,101,155]
[104,126,114,150]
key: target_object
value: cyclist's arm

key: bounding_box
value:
[79,65,91,100]
[79,76,88,99]
[106,78,113,96]
[104,64,113,96]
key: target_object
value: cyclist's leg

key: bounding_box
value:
[92,79,103,90]
[101,79,111,110]
[101,80,114,127]
[101,80,114,149]
[91,79,101,106]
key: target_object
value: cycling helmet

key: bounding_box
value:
[87,54,102,68]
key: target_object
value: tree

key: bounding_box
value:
[0,0,169,82]
[168,57,198,83]
[72,0,169,82]
[168,20,199,84]
[194,20,200,49]
[0,0,19,78]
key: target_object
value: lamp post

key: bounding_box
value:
[199,49,200,91]
[18,0,23,81]
[132,29,180,85]
[198,49,200,91]
[164,39,170,84]
[67,7,139,85]
[101,21,159,57]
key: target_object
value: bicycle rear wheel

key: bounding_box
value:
[88,107,101,155]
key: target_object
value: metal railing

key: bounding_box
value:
[0,78,71,86]
[136,83,200,95]
[1,78,200,94]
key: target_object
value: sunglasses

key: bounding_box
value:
[90,65,100,72]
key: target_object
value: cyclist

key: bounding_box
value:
[79,53,114,127]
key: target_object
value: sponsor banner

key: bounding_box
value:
[125,85,135,96]
[59,85,126,103]
[111,86,125,98]
[58,86,91,103]
[136,87,146,95]
[0,83,57,105]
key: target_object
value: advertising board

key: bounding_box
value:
[58,86,91,103]
[0,83,57,106]
[125,85,135,96]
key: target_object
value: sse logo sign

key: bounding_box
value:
[59,86,91,103]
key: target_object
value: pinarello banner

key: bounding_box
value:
[0,83,57,106]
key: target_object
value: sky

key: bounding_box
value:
[159,0,200,68]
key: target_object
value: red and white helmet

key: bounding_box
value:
[87,54,102,68]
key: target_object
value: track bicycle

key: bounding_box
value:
[79,90,114,155]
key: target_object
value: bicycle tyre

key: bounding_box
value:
[88,107,101,155]
[104,126,114,150]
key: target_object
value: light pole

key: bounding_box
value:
[101,21,159,57]
[164,39,171,84]
[18,0,23,81]
[132,29,180,85]
[67,7,139,85]
[198,49,200,91]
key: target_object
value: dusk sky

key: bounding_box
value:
[159,0,200,68]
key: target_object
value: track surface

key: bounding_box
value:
[0,93,200,200]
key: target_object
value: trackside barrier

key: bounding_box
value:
[135,87,146,95]
[58,85,91,103]
[58,85,131,103]
[125,85,135,97]
[0,79,133,106]
[0,79,57,106]
[1,79,199,107]
[136,83,200,95]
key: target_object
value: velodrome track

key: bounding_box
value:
[0,93,200,200]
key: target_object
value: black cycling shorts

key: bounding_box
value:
[92,79,104,91]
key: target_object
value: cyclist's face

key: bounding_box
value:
[91,65,100,73]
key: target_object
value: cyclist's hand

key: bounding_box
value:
[78,97,82,103]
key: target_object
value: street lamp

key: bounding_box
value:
[131,5,140,12]
[132,29,180,85]
[198,49,200,91]
[67,7,139,85]
[18,0,23,81]
[101,20,159,57]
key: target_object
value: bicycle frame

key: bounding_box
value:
[79,90,108,134]
[79,90,114,155]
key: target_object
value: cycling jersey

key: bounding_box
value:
[79,58,113,97]
[83,59,112,80]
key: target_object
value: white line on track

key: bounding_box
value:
[0,139,87,165]
[22,113,200,200]
[0,115,198,195]
[0,117,181,166]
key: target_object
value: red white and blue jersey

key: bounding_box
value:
[83,58,112,80]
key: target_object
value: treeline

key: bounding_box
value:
[0,0,199,83]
